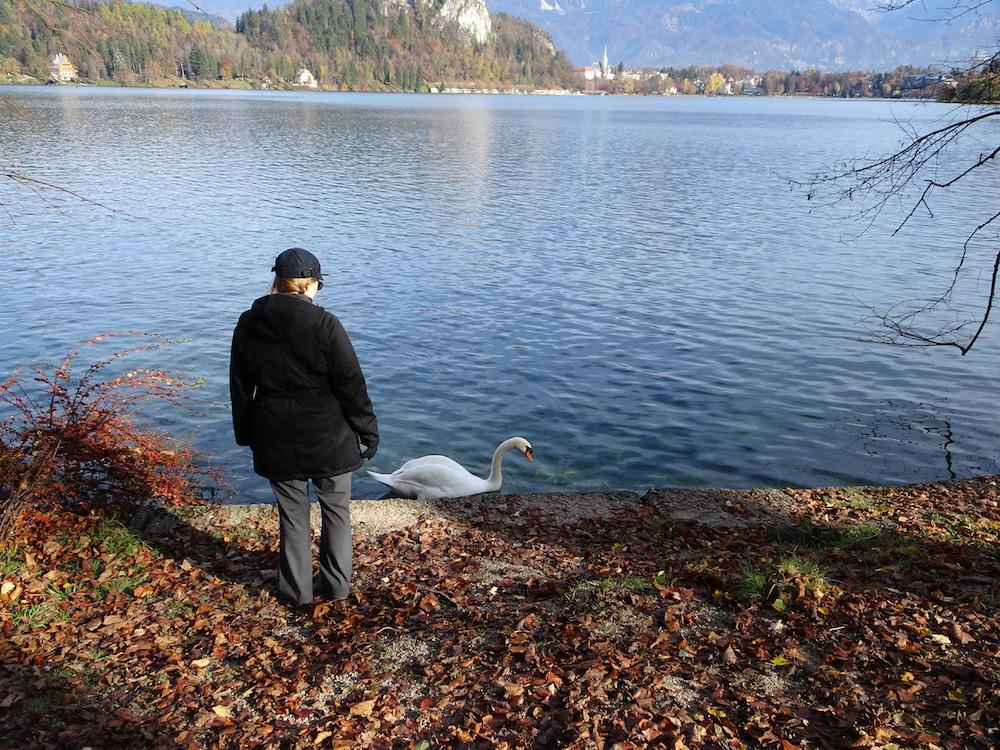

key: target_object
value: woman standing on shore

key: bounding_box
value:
[229,248,379,608]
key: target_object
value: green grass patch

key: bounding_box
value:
[167,600,194,619]
[15,601,62,628]
[926,511,976,541]
[23,692,62,715]
[72,534,93,553]
[777,555,831,590]
[770,520,887,551]
[94,574,147,601]
[210,525,260,545]
[735,565,777,601]
[735,554,832,605]
[828,523,883,548]
[827,489,891,512]
[567,575,654,599]
[44,582,82,602]
[1,544,24,577]
[975,586,1000,614]
[60,559,84,577]
[92,518,145,558]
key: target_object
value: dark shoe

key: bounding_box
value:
[313,576,349,601]
[278,596,312,612]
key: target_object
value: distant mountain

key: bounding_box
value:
[482,0,1000,70]
[167,3,231,27]
[168,0,249,22]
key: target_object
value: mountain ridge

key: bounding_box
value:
[479,0,999,70]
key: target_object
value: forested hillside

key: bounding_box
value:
[0,0,575,90]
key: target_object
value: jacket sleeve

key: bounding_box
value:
[229,314,254,447]
[326,317,379,448]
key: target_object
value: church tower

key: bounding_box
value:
[602,45,609,77]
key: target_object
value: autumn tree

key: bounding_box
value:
[801,0,1000,354]
[705,71,725,95]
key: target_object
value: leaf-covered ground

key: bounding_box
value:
[2,477,998,749]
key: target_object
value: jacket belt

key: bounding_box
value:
[256,386,328,399]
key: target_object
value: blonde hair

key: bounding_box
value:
[269,275,319,295]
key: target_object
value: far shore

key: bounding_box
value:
[1,76,956,103]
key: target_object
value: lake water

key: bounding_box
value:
[1,87,997,501]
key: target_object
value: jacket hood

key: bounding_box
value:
[246,294,325,342]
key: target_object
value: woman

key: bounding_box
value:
[230,247,378,608]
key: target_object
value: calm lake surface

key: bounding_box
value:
[1,87,997,501]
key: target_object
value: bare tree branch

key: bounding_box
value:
[877,0,997,23]
[1,2,155,224]
[1,170,142,220]
[798,9,1000,358]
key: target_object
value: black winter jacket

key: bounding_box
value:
[229,293,378,481]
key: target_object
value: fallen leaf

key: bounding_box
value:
[950,623,973,644]
[419,593,440,612]
[211,705,231,717]
[0,692,22,708]
[191,658,211,668]
[501,681,525,698]
[350,698,376,717]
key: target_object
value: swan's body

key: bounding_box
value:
[367,437,533,500]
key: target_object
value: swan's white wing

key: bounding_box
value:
[397,454,467,473]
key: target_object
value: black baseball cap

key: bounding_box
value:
[272,247,324,280]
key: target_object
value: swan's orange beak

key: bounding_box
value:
[524,448,534,462]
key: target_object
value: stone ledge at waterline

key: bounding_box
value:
[133,483,899,536]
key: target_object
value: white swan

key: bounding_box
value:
[367,437,534,500]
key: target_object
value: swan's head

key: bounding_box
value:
[512,437,533,462]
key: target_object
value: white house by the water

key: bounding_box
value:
[48,53,78,82]
[293,68,318,89]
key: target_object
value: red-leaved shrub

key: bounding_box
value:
[0,332,215,540]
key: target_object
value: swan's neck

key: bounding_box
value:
[485,438,520,490]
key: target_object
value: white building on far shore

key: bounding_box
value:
[49,53,78,82]
[583,46,615,81]
[293,68,318,89]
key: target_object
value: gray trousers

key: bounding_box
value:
[269,473,352,606]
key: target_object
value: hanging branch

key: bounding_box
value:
[876,0,996,22]
[794,1,1000,355]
